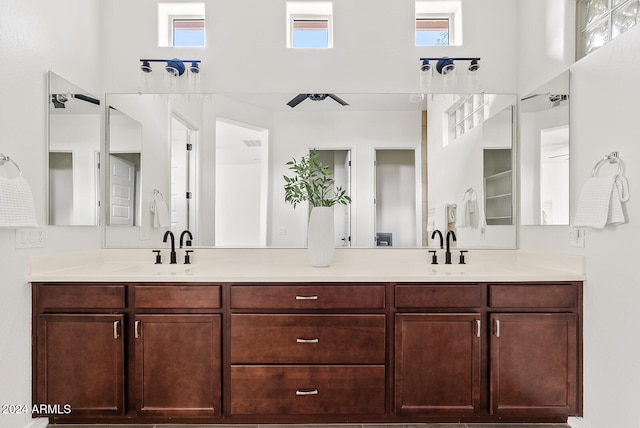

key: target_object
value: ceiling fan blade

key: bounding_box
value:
[287,94,309,108]
[327,93,349,106]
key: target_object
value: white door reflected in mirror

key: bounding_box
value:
[539,125,569,225]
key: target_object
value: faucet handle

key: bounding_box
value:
[459,250,468,265]
[428,250,438,265]
[184,250,194,265]
[152,250,162,264]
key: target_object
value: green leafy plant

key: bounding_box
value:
[283,149,351,208]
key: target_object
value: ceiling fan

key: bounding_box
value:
[286,93,349,108]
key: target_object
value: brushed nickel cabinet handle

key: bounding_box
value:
[476,319,481,338]
[296,389,319,396]
[296,338,319,343]
[494,319,500,337]
[135,320,141,338]
[295,295,318,300]
[113,321,120,339]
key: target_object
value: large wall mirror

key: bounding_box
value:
[104,92,517,249]
[48,71,101,225]
[520,71,570,225]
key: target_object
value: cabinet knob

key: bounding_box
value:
[296,338,319,344]
[296,389,319,396]
[295,295,318,300]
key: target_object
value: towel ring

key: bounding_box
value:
[591,152,623,178]
[0,153,22,176]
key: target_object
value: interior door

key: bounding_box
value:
[109,155,135,226]
[171,116,192,232]
[315,149,351,247]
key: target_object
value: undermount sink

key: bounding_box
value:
[116,264,195,275]
[427,264,484,276]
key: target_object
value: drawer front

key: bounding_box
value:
[231,285,385,309]
[230,365,385,415]
[38,284,126,310]
[489,284,578,308]
[231,314,385,364]
[135,285,221,309]
[396,284,482,308]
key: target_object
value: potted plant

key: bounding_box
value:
[283,149,350,266]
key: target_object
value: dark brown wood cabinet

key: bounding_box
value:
[32,280,581,424]
[134,314,221,416]
[489,313,578,415]
[35,313,125,416]
[395,313,481,415]
[229,284,387,416]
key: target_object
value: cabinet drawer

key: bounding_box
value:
[231,314,385,364]
[396,284,482,308]
[230,365,385,415]
[38,284,126,310]
[135,285,221,309]
[231,285,385,309]
[489,284,578,308]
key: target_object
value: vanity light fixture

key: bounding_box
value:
[139,58,202,76]
[420,57,480,75]
[419,57,481,91]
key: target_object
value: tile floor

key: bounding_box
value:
[48,424,571,428]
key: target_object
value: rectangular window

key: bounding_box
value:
[416,1,461,45]
[287,2,333,49]
[158,3,205,47]
[446,94,490,144]
[416,17,450,46]
[172,18,205,47]
[292,18,329,48]
[578,0,640,58]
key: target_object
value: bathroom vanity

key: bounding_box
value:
[29,248,583,424]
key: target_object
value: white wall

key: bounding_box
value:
[101,0,519,94]
[0,1,103,428]
[518,1,640,428]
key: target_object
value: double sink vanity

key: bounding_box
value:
[29,248,584,425]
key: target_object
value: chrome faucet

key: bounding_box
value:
[179,230,193,248]
[445,230,457,264]
[431,230,444,249]
[163,230,177,264]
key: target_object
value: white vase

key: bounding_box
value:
[307,206,335,267]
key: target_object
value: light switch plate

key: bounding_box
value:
[569,224,585,248]
[15,228,45,249]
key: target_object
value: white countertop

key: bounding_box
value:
[28,248,585,283]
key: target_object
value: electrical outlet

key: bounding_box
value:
[569,224,585,248]
[15,228,45,249]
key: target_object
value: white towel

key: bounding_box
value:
[0,175,38,228]
[574,176,625,229]
[150,191,170,228]
[456,190,486,230]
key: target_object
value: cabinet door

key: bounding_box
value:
[395,313,481,414]
[35,314,125,416]
[134,314,221,417]
[490,313,578,415]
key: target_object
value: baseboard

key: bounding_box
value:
[23,417,49,428]
[568,416,592,428]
